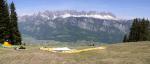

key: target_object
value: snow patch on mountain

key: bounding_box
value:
[60,13,117,20]
[19,10,118,21]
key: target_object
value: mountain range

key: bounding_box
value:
[18,10,132,43]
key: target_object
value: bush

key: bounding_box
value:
[19,46,26,49]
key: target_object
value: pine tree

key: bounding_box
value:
[128,18,138,42]
[0,0,5,43]
[142,19,150,41]
[10,2,22,45]
[0,0,21,45]
[123,34,128,42]
[128,18,150,42]
[0,0,10,43]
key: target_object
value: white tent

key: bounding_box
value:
[53,47,71,51]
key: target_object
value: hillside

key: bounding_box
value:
[19,10,132,43]
[0,42,150,64]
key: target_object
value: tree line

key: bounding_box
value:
[123,18,150,42]
[0,0,21,45]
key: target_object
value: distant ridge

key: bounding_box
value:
[18,10,132,43]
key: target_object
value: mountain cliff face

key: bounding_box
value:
[18,10,132,43]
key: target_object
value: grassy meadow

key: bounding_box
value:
[0,41,150,64]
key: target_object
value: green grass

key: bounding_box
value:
[0,41,150,64]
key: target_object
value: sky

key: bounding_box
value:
[8,0,150,19]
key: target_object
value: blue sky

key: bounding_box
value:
[8,0,150,19]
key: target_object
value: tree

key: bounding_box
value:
[123,34,128,42]
[127,18,150,42]
[10,2,22,45]
[0,0,21,45]
[0,0,5,43]
[0,0,10,43]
